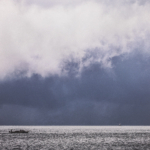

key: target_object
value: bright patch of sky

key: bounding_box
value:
[0,0,150,79]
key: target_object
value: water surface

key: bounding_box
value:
[0,126,150,149]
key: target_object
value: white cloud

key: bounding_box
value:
[0,0,150,79]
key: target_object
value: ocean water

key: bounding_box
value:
[0,126,150,150]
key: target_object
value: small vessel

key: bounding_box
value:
[9,129,29,133]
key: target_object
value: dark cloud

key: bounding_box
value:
[0,52,150,125]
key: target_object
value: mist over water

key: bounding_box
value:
[0,126,150,149]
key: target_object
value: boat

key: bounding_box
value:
[9,129,29,133]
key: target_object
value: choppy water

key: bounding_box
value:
[0,126,150,150]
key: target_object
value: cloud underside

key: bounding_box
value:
[1,53,150,125]
[0,0,150,125]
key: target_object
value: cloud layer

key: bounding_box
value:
[0,53,150,125]
[0,0,150,125]
[0,0,150,79]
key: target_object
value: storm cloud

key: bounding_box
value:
[0,0,150,125]
[0,53,150,125]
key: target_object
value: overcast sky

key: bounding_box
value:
[0,0,150,125]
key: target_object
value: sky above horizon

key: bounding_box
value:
[0,0,150,125]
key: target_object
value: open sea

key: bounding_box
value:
[0,126,150,150]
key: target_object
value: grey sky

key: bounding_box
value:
[0,0,150,125]
[0,53,150,125]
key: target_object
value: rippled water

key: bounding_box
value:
[0,126,150,149]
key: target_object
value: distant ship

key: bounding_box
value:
[9,129,29,133]
[119,123,121,126]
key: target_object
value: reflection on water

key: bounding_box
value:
[0,126,150,150]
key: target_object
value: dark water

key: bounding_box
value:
[0,126,150,150]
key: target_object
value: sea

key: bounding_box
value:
[0,126,150,150]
